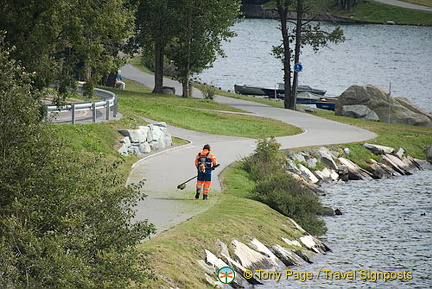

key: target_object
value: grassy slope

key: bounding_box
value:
[138,99,431,288]
[263,0,432,25]
[139,171,306,289]
[329,0,432,25]
[54,73,431,288]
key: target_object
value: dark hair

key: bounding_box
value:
[203,144,210,150]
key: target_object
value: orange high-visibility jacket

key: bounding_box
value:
[195,149,217,174]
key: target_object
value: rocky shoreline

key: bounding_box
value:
[285,144,431,215]
[201,221,331,288]
[198,144,430,287]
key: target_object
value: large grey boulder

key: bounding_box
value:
[336,85,432,127]
[339,104,379,121]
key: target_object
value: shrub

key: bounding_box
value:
[253,173,327,236]
[200,83,218,100]
[242,138,327,236]
[242,137,286,181]
[0,41,155,288]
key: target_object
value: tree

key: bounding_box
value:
[0,37,155,288]
[273,0,345,109]
[0,0,134,97]
[132,0,241,97]
[335,0,359,10]
[132,0,179,93]
[166,0,241,97]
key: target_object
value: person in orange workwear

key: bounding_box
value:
[195,144,219,200]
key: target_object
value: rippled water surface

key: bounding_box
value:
[198,19,432,112]
[259,169,432,289]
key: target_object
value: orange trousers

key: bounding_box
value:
[196,180,211,197]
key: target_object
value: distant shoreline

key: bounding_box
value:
[241,4,432,26]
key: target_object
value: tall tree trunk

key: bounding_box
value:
[292,0,304,111]
[277,3,293,109]
[182,81,188,97]
[153,41,164,94]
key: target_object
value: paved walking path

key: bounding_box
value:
[122,65,377,235]
[372,0,432,12]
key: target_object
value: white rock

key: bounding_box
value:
[120,136,131,146]
[205,249,228,270]
[138,143,151,154]
[270,244,303,266]
[338,157,372,180]
[128,129,147,143]
[117,143,129,156]
[306,157,318,168]
[249,238,281,267]
[232,240,273,270]
[153,121,168,128]
[298,164,319,184]
[280,237,302,248]
[317,148,338,169]
[286,160,302,175]
[396,147,405,159]
[385,154,409,169]
[299,235,330,254]
[363,143,394,155]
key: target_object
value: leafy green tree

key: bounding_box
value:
[0,37,154,288]
[132,0,179,93]
[0,0,134,97]
[166,0,241,97]
[273,0,345,109]
[132,0,241,96]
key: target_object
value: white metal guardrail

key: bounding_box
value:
[46,85,118,124]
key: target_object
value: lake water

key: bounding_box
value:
[198,19,432,113]
[197,19,432,288]
[265,169,432,289]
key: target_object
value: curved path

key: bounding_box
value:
[372,0,432,12]
[122,65,377,235]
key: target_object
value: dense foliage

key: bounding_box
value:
[0,0,134,97]
[242,138,327,235]
[0,38,154,288]
[131,0,242,96]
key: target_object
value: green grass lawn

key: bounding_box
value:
[52,64,431,288]
[330,1,432,25]
[262,0,432,25]
[138,182,305,288]
[113,79,302,138]
[399,0,432,7]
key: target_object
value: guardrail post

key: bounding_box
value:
[106,100,110,121]
[113,95,118,118]
[71,103,76,124]
[92,102,96,123]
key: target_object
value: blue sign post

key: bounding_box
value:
[294,63,303,72]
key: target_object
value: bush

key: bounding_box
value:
[0,41,155,288]
[242,137,286,181]
[200,83,218,100]
[253,173,327,236]
[242,137,327,236]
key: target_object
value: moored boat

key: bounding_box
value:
[234,83,326,97]
[315,101,336,111]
